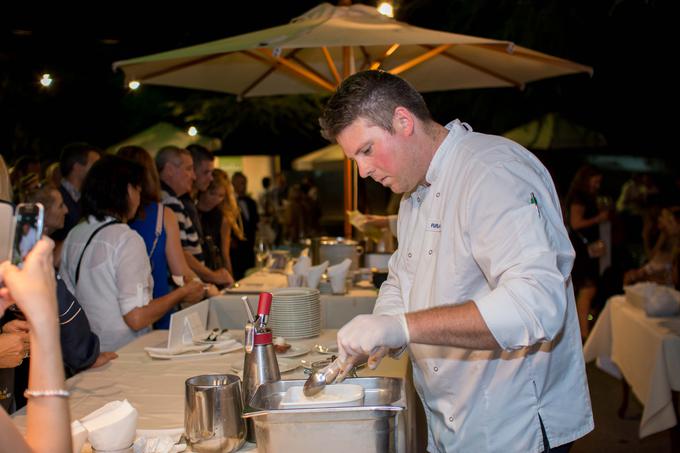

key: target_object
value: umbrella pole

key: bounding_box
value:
[342,44,358,238]
[344,158,354,238]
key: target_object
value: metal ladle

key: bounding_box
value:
[303,357,345,397]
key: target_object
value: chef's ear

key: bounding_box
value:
[392,107,414,137]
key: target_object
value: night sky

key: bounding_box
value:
[0,0,675,170]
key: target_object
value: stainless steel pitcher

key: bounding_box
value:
[184,374,246,453]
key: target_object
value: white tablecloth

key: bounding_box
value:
[12,329,415,452]
[583,295,680,437]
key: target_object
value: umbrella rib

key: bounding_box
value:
[321,47,341,85]
[470,43,593,74]
[420,44,523,89]
[249,48,336,93]
[132,53,235,82]
[239,49,302,98]
[388,44,451,77]
[289,55,337,88]
[370,44,400,70]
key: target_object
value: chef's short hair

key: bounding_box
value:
[319,70,431,142]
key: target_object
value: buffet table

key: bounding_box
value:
[583,295,680,439]
[12,329,416,452]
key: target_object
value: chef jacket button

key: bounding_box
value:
[408,252,412,258]
[436,192,441,198]
[417,197,421,203]
[428,250,433,255]
[433,366,438,372]
[449,416,454,422]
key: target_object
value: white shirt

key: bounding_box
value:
[375,121,593,452]
[60,216,152,352]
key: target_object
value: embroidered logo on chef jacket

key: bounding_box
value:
[426,219,442,232]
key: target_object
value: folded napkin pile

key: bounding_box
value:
[624,282,680,317]
[327,258,352,294]
[287,255,312,287]
[286,254,331,291]
[77,399,138,451]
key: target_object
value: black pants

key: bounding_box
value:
[540,416,573,453]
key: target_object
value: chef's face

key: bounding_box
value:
[336,116,421,194]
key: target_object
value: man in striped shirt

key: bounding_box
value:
[156,146,233,287]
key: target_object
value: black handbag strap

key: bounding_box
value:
[75,220,120,284]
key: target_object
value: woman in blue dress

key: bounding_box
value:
[118,146,211,328]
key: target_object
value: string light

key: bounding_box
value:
[128,80,140,90]
[187,126,198,137]
[377,2,394,17]
[40,73,53,87]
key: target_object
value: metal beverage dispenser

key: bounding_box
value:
[242,292,280,443]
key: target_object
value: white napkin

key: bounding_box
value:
[327,258,352,294]
[144,339,240,357]
[307,261,329,290]
[80,399,138,451]
[286,273,303,287]
[625,282,680,316]
[71,420,88,453]
[134,428,186,453]
[645,286,680,317]
[294,256,312,279]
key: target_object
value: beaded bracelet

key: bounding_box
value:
[24,389,71,399]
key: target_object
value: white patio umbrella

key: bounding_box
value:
[113,2,592,235]
[292,143,344,171]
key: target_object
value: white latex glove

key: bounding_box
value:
[337,314,410,366]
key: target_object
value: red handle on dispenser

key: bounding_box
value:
[257,292,273,317]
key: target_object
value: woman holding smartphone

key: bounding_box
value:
[0,238,72,453]
[59,156,203,352]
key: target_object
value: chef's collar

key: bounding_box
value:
[424,119,472,185]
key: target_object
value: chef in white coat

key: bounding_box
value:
[320,71,593,453]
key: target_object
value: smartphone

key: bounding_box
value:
[11,202,44,267]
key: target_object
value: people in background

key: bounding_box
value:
[118,146,216,329]
[624,206,680,286]
[156,146,234,288]
[51,142,101,241]
[230,172,259,280]
[565,165,608,340]
[60,156,203,351]
[197,169,245,275]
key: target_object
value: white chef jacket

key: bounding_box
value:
[60,216,152,352]
[375,121,593,452]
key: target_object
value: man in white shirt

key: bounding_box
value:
[320,71,593,453]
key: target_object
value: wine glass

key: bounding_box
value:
[255,239,270,270]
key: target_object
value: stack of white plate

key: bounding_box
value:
[269,288,321,339]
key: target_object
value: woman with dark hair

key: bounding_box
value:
[566,165,609,340]
[117,146,214,329]
[59,156,203,351]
